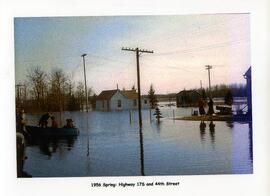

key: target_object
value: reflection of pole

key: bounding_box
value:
[149,109,152,123]
[129,110,132,124]
[82,54,89,112]
[86,115,90,157]
[205,65,212,98]
[139,127,145,176]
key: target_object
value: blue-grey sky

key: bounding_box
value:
[15,14,250,94]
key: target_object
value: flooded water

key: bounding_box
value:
[23,104,253,177]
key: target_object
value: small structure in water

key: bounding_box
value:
[176,90,201,107]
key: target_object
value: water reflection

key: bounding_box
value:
[86,115,90,157]
[155,121,162,134]
[38,140,56,157]
[199,121,216,145]
[226,121,234,128]
[24,109,253,177]
[248,122,253,161]
[139,127,145,176]
[199,121,206,143]
[67,138,75,150]
[209,121,216,146]
[29,136,77,157]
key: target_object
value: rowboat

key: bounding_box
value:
[25,125,79,137]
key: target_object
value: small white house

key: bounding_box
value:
[95,89,150,111]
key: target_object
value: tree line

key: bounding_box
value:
[146,83,247,107]
[194,83,247,99]
[16,67,96,113]
[16,67,247,113]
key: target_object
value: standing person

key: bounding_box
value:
[207,98,214,115]
[198,98,206,116]
[39,113,51,128]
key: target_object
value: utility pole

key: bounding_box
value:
[122,47,154,128]
[81,54,89,112]
[82,53,90,157]
[205,65,213,99]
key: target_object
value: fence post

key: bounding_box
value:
[149,108,152,123]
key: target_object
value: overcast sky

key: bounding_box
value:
[15,14,250,94]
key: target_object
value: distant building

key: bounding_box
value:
[244,67,252,115]
[95,89,150,111]
[176,90,201,107]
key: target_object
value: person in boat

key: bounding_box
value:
[50,116,58,128]
[63,119,74,128]
[39,113,52,128]
[207,98,214,115]
[198,97,206,116]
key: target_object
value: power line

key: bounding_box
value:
[152,38,249,56]
[135,15,248,48]
[141,57,195,73]
[86,53,131,65]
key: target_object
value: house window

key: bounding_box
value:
[133,99,137,107]
[102,101,105,108]
[144,99,147,104]
[117,100,121,108]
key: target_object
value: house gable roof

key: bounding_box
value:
[96,90,118,100]
[121,90,138,99]
[176,90,201,96]
[96,89,138,100]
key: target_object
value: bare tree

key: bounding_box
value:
[76,82,85,111]
[27,67,48,110]
[49,69,68,112]
[21,67,94,112]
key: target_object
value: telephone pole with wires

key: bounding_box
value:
[205,65,213,98]
[81,53,90,157]
[122,47,154,128]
